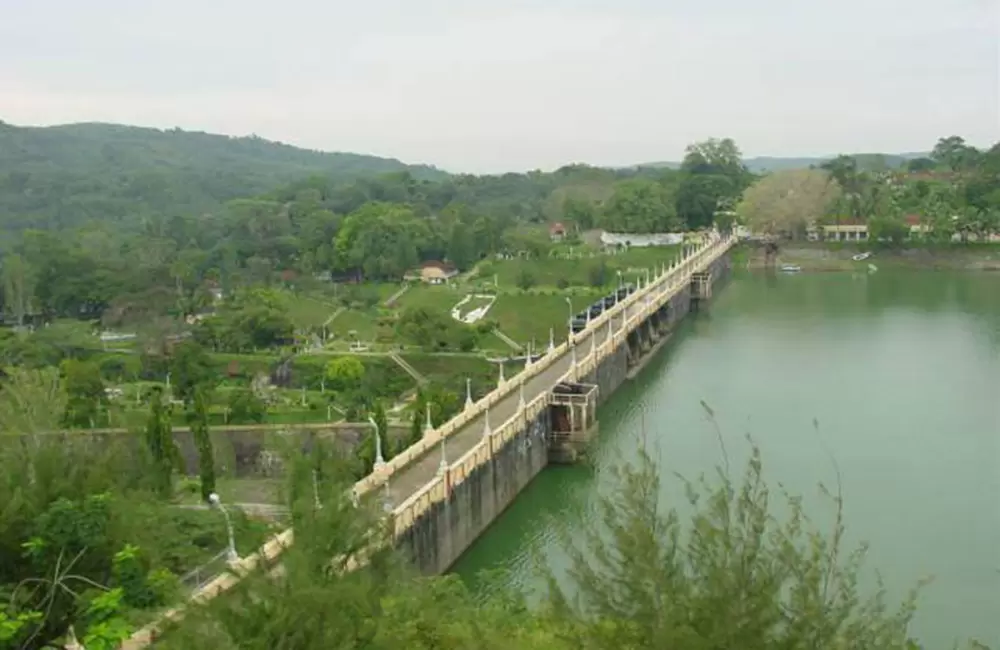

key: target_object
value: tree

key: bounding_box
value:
[227,388,267,424]
[1,253,33,326]
[563,197,597,230]
[681,137,747,179]
[0,368,61,435]
[546,444,928,649]
[144,386,178,498]
[409,390,427,448]
[868,215,910,246]
[446,221,477,271]
[905,157,936,173]
[371,400,391,460]
[587,261,609,287]
[325,356,365,392]
[931,136,980,171]
[676,173,735,229]
[600,179,679,233]
[168,341,213,406]
[189,388,216,502]
[516,269,536,291]
[736,169,842,237]
[61,359,105,428]
[676,138,751,230]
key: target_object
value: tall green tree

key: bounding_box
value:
[676,138,749,229]
[60,359,106,428]
[371,400,391,460]
[144,386,178,498]
[1,252,33,326]
[409,390,426,448]
[168,341,213,406]
[189,388,216,502]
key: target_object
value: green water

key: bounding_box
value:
[453,270,1000,648]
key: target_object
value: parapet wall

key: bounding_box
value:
[397,408,550,574]
[581,341,630,406]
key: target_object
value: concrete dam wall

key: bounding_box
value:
[398,409,550,575]
[396,248,733,574]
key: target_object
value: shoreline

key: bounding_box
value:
[742,244,1000,273]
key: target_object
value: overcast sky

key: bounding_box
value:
[1,0,998,173]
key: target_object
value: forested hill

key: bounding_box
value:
[0,121,445,231]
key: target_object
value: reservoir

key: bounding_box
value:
[454,270,1000,648]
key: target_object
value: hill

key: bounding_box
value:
[634,152,929,173]
[0,121,446,231]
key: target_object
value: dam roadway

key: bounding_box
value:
[119,231,735,648]
[387,306,619,503]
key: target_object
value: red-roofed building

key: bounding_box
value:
[903,214,931,237]
[549,222,567,242]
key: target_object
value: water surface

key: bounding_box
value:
[454,270,1000,648]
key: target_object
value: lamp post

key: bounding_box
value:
[208,493,238,563]
[565,296,574,340]
[465,377,473,408]
[368,416,385,470]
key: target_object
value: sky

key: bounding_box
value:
[1,0,998,173]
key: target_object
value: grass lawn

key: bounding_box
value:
[269,289,338,329]
[489,290,605,346]
[326,308,384,342]
[486,245,680,290]
[313,281,403,303]
[402,353,527,400]
[175,476,285,505]
[479,331,515,352]
[397,283,469,314]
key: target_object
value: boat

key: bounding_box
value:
[780,264,802,273]
[852,252,871,262]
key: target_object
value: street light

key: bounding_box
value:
[368,416,386,470]
[208,493,238,563]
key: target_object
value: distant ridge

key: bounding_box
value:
[0,121,447,230]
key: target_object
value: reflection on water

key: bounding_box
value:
[453,270,1000,648]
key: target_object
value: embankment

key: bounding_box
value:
[743,243,1000,272]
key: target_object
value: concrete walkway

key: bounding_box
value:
[384,284,410,306]
[492,328,524,351]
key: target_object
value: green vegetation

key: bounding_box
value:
[736,137,1000,244]
[0,121,445,234]
[0,122,996,649]
[142,436,990,650]
[0,367,279,650]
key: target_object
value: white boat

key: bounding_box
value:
[780,264,802,273]
[853,252,871,262]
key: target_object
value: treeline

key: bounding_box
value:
[737,136,1000,241]
[0,135,750,330]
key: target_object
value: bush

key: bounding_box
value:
[228,389,266,424]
